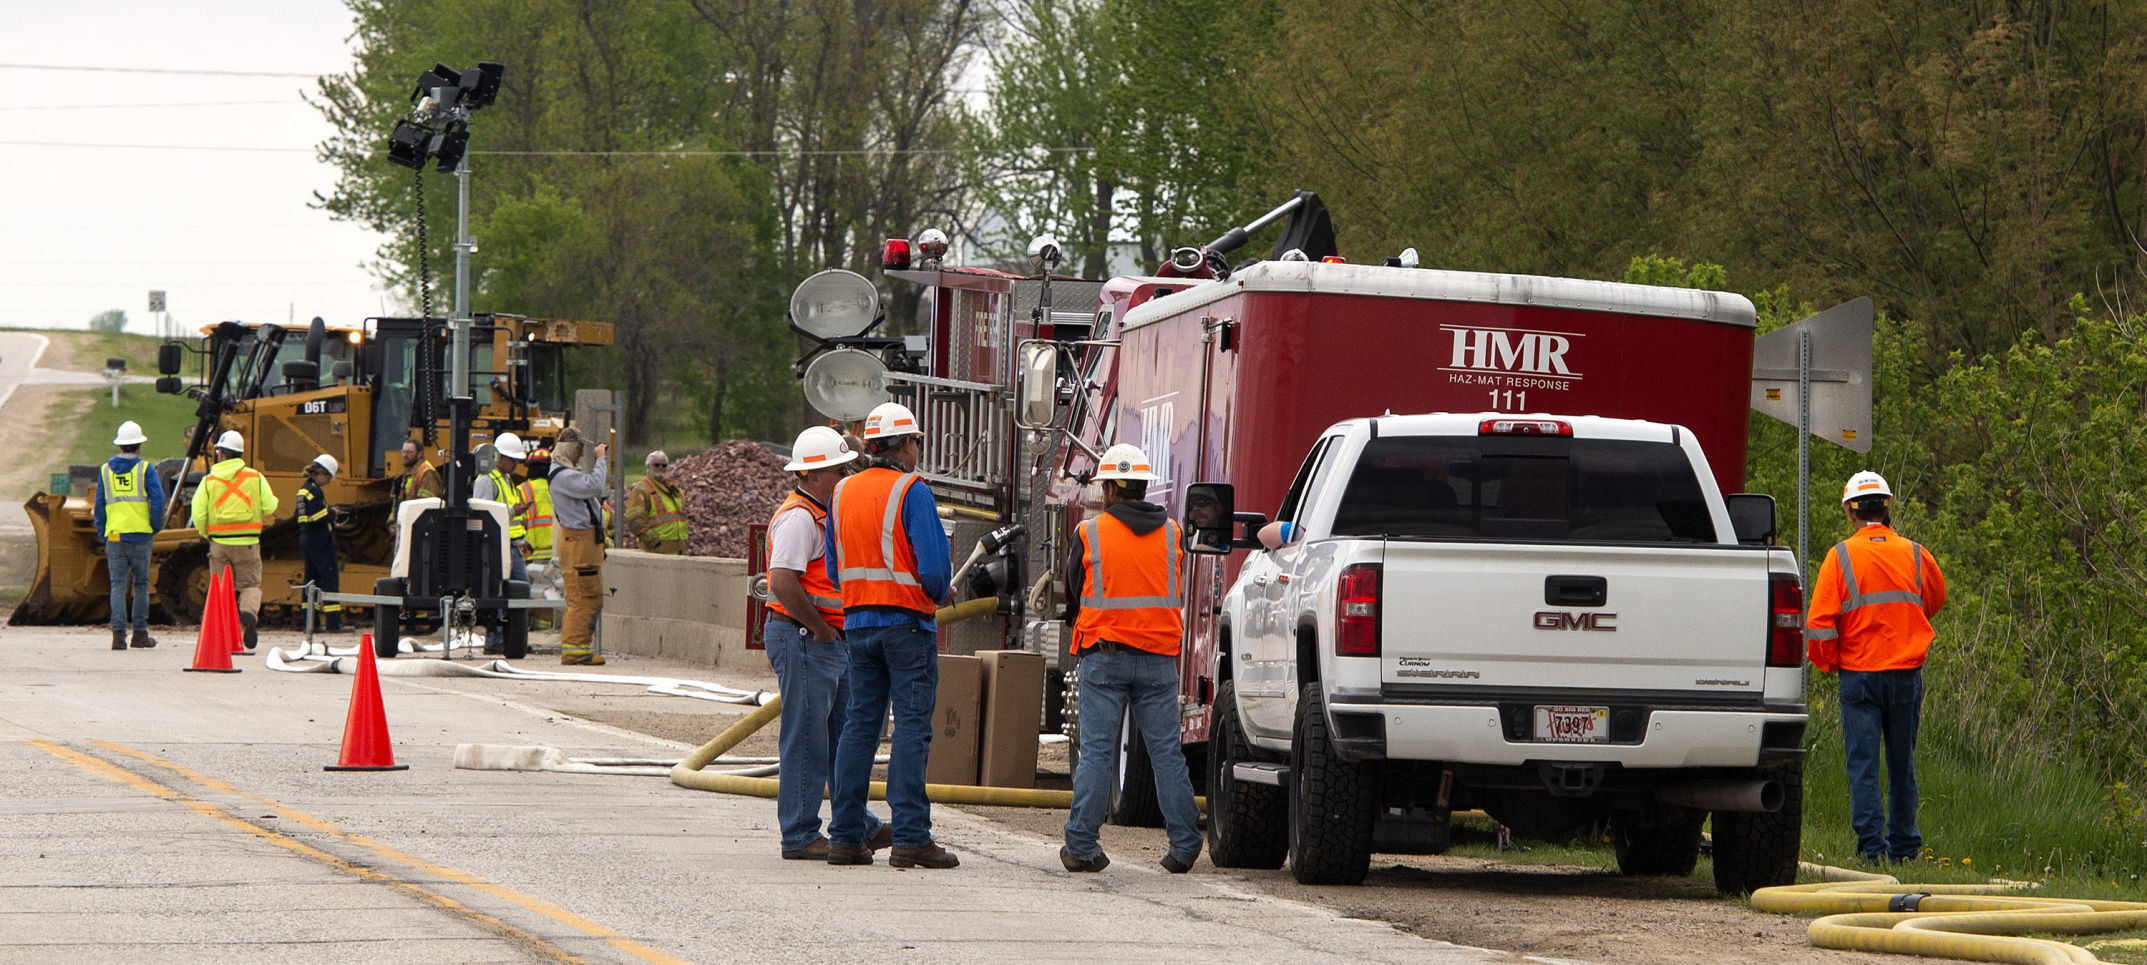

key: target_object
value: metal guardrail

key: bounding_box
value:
[883,372,1009,501]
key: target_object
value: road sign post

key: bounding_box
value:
[1751,297,1874,573]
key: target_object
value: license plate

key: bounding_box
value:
[1533,705,1609,743]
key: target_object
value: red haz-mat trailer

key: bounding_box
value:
[1086,259,1758,748]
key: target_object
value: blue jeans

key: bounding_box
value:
[828,624,939,848]
[1065,647,1203,864]
[764,616,882,851]
[1840,668,1924,861]
[106,540,151,632]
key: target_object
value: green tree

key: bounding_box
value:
[88,309,127,333]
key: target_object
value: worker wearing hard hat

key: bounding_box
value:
[190,430,277,650]
[474,433,532,584]
[824,401,957,869]
[1806,470,1948,865]
[518,448,559,630]
[94,420,166,651]
[294,454,347,633]
[547,427,610,665]
[765,426,889,860]
[625,450,689,554]
[1059,442,1201,874]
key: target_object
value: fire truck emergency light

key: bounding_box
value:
[882,238,912,271]
[801,347,891,421]
[789,268,880,340]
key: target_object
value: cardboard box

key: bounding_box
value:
[926,654,982,786]
[975,649,1046,788]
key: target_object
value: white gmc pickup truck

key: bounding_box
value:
[1196,413,1807,893]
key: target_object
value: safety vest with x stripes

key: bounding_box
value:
[1072,512,1185,657]
[190,458,278,546]
[1805,524,1947,673]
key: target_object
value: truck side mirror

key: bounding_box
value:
[1183,482,1235,554]
[1015,340,1058,430]
[157,342,183,375]
[1726,493,1776,545]
[155,377,184,395]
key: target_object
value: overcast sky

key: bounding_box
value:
[0,0,391,336]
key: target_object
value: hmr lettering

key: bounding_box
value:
[1445,327,1576,376]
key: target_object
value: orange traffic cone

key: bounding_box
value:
[184,569,240,673]
[325,634,408,771]
[220,565,249,654]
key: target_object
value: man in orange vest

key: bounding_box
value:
[823,401,957,869]
[765,426,890,860]
[1807,470,1948,865]
[190,430,278,650]
[1059,442,1201,874]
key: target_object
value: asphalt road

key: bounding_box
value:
[0,629,1587,965]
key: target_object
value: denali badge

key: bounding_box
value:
[1533,611,1617,631]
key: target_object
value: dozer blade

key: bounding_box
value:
[11,492,110,626]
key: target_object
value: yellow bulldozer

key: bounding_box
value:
[12,313,612,626]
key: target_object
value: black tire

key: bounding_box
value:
[1712,761,1803,894]
[154,548,211,626]
[501,580,530,660]
[1108,706,1165,827]
[1207,680,1288,869]
[372,577,404,659]
[1611,804,1705,876]
[1288,684,1376,885]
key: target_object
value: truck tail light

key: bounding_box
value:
[882,238,912,270]
[1767,572,1804,668]
[1479,418,1571,436]
[1335,563,1381,657]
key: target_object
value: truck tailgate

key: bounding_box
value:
[1378,541,1769,696]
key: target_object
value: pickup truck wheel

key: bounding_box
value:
[372,578,404,659]
[1288,685,1375,885]
[1711,761,1803,894]
[1207,680,1286,868]
[1107,707,1165,827]
[1611,804,1704,876]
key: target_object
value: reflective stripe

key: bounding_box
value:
[298,510,331,523]
[100,465,149,503]
[1076,517,1184,610]
[1834,537,1927,613]
[1806,627,1839,641]
[838,473,924,587]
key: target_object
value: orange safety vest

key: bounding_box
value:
[1072,514,1185,657]
[830,467,936,616]
[764,490,846,629]
[202,468,269,541]
[400,460,442,502]
[1805,524,1947,673]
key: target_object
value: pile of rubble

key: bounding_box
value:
[671,440,793,559]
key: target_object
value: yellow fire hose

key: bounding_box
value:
[1752,864,2147,964]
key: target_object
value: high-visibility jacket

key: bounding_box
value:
[764,490,845,629]
[830,467,936,616]
[400,460,443,503]
[484,468,527,540]
[190,458,278,545]
[1072,513,1185,656]
[519,477,555,561]
[626,477,689,545]
[1806,524,1947,673]
[100,461,154,540]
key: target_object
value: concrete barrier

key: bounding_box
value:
[599,549,756,670]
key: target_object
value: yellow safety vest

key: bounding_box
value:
[194,461,273,545]
[518,477,554,561]
[101,462,153,539]
[485,468,526,540]
[630,478,689,543]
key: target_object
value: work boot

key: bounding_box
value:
[111,629,127,651]
[888,841,959,869]
[1060,846,1109,873]
[867,824,894,852]
[561,652,605,666]
[826,842,873,866]
[1159,852,1195,874]
[129,628,156,649]
[781,838,830,861]
[239,612,258,650]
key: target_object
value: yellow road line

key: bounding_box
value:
[33,739,689,965]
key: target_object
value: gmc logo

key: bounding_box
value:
[1534,611,1617,631]
[1443,326,1579,377]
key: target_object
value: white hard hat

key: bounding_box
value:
[310,454,339,478]
[1093,442,1159,482]
[785,426,859,472]
[862,401,921,441]
[112,421,148,446]
[215,430,244,454]
[494,432,528,460]
[1841,470,1892,504]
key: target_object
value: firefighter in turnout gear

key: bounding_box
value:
[1058,442,1201,874]
[548,428,609,665]
[190,430,277,649]
[94,420,165,650]
[1806,470,1948,865]
[295,454,346,632]
[625,450,688,554]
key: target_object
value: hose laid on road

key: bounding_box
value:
[1752,863,2147,964]
[263,647,776,705]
